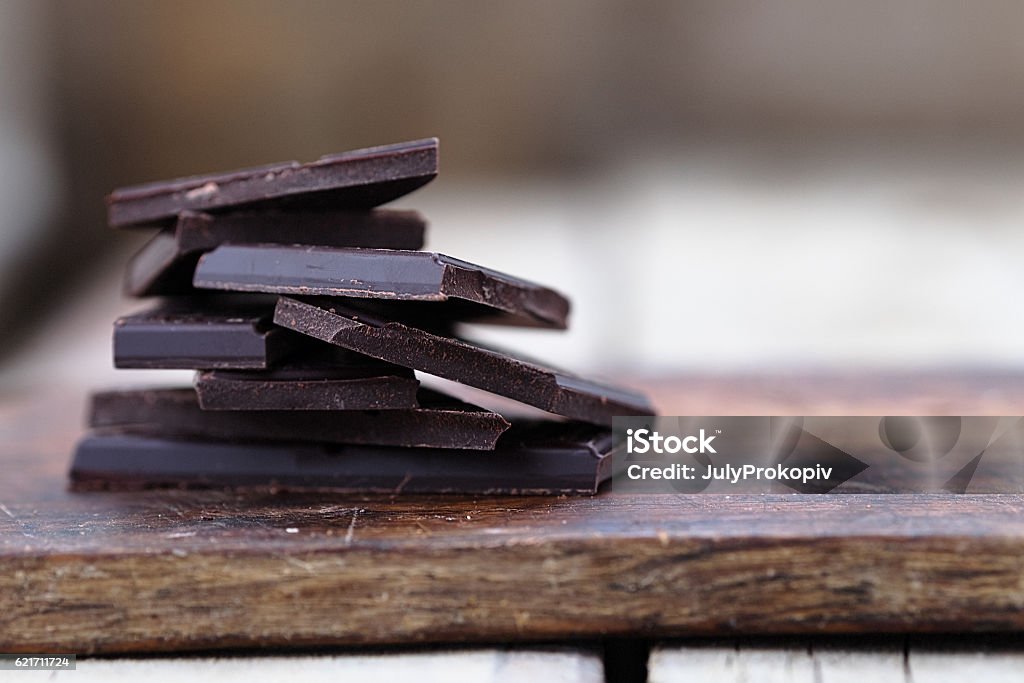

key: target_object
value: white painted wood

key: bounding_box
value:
[650,644,1024,682]
[909,650,1024,682]
[7,649,602,683]
[649,646,818,683]
[810,648,905,683]
[649,644,905,683]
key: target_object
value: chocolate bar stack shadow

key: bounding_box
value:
[71,138,656,495]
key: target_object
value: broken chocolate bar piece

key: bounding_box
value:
[126,209,427,296]
[107,138,439,228]
[273,297,655,425]
[90,387,510,449]
[113,298,294,369]
[194,245,570,329]
[194,361,420,411]
[175,208,427,253]
[70,421,616,495]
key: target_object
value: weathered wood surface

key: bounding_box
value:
[3,375,1024,655]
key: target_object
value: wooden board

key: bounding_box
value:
[649,644,906,683]
[13,649,603,683]
[3,375,1024,655]
[648,638,1024,682]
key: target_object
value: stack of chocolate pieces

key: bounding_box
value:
[71,138,655,495]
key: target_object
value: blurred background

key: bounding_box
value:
[3,0,1024,393]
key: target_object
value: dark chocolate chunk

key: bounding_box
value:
[273,297,656,425]
[126,209,427,297]
[70,421,615,495]
[107,138,438,228]
[194,245,570,329]
[194,360,420,411]
[176,208,427,252]
[113,298,294,369]
[90,387,510,450]
[124,231,190,298]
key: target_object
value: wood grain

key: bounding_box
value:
[3,375,1024,654]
